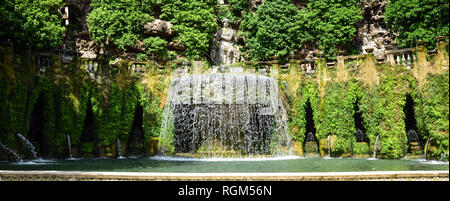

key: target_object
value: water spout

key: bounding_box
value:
[67,134,73,159]
[327,135,331,157]
[117,138,123,158]
[16,133,38,159]
[424,136,431,160]
[372,135,380,159]
[0,142,23,162]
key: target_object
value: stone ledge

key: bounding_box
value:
[0,171,448,181]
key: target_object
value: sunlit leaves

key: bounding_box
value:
[160,0,217,58]
[87,0,153,50]
[0,0,65,48]
[384,0,449,48]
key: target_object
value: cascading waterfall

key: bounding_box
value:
[159,72,292,158]
[0,142,23,162]
[16,133,38,159]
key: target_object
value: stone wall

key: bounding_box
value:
[0,36,448,160]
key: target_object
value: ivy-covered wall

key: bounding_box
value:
[285,43,448,160]
[0,46,170,160]
[416,74,449,160]
[0,42,448,161]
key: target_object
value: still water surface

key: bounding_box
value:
[0,156,448,172]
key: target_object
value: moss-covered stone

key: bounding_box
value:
[291,140,304,157]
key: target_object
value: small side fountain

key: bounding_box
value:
[372,135,380,159]
[327,135,331,157]
[406,130,421,148]
[0,142,23,162]
[424,136,431,160]
[67,134,73,159]
[16,133,38,159]
[117,138,123,158]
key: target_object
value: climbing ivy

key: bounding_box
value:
[416,73,449,160]
[92,82,137,156]
[290,80,320,143]
[0,51,39,153]
[320,79,362,156]
[359,65,417,159]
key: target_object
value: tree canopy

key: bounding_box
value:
[86,0,154,50]
[302,0,362,58]
[160,0,217,59]
[384,0,449,48]
[240,0,306,62]
[0,0,66,49]
[240,0,362,61]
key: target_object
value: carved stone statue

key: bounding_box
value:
[211,18,241,66]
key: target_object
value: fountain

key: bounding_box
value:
[16,133,38,159]
[354,129,368,142]
[67,134,73,159]
[159,72,291,157]
[117,138,123,158]
[327,135,331,157]
[0,142,23,162]
[424,136,431,159]
[372,135,380,159]
[406,130,422,153]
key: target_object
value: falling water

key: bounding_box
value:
[117,138,123,158]
[16,133,38,159]
[159,72,292,157]
[327,135,331,157]
[0,142,23,162]
[67,134,73,159]
[424,136,431,160]
[372,135,380,159]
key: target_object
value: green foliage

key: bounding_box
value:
[353,142,370,155]
[87,0,153,50]
[0,0,65,48]
[240,0,306,62]
[136,53,150,61]
[229,0,249,16]
[290,81,320,143]
[240,0,361,61]
[143,36,168,56]
[301,0,362,58]
[384,0,449,49]
[321,80,361,155]
[216,6,239,24]
[92,83,137,148]
[136,83,164,140]
[160,0,217,58]
[416,73,449,160]
[0,51,39,151]
[359,66,418,159]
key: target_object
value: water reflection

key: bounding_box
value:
[0,157,447,173]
